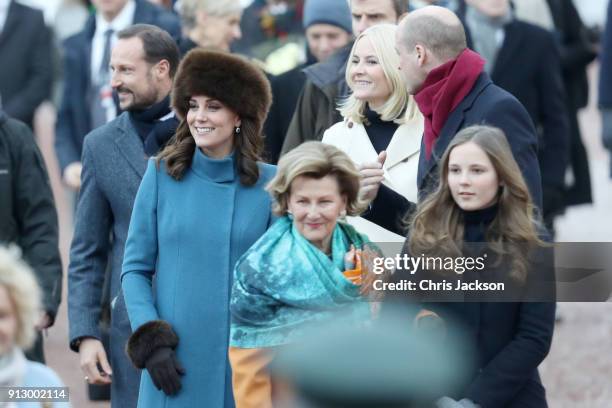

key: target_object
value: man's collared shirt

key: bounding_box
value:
[90,0,136,82]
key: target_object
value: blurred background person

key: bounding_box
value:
[264,0,353,163]
[146,0,175,9]
[122,49,274,407]
[54,0,180,192]
[0,0,53,130]
[460,0,570,235]
[599,0,612,178]
[514,0,599,207]
[280,0,405,155]
[323,24,423,238]
[0,110,62,364]
[233,0,303,61]
[176,0,242,54]
[0,246,69,407]
[230,141,375,408]
[410,0,459,13]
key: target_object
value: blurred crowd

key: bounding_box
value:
[0,0,611,407]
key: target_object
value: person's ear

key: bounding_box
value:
[415,44,427,67]
[155,59,170,79]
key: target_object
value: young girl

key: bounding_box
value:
[0,246,69,408]
[403,125,555,408]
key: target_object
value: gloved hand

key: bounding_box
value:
[144,346,185,395]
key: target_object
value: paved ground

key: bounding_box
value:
[33,64,611,407]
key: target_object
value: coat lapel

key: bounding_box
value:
[112,114,147,178]
[491,21,523,81]
[345,123,378,163]
[385,119,423,170]
[80,16,96,95]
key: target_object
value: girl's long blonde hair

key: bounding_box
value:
[407,125,544,282]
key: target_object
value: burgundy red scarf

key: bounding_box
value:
[414,49,485,159]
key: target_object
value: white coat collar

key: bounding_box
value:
[344,118,423,170]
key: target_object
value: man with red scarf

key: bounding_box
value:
[388,9,550,408]
[395,5,542,208]
[360,5,541,233]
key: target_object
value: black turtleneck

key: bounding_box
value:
[462,203,499,243]
[363,105,398,154]
[129,95,178,156]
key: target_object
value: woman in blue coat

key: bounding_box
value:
[121,49,275,408]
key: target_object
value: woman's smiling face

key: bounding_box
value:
[288,175,347,254]
[186,95,241,158]
[348,36,392,109]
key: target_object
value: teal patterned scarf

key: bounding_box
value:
[230,216,372,348]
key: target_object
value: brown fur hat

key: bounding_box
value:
[172,50,272,132]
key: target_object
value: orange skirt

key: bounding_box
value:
[229,347,275,408]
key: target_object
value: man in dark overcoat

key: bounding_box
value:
[461,0,569,233]
[387,7,555,407]
[0,0,53,129]
[0,109,62,363]
[359,4,544,235]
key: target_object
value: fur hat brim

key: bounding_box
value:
[172,50,272,132]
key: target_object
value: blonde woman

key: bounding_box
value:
[0,246,69,407]
[178,0,242,54]
[322,23,424,239]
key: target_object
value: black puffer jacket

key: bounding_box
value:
[0,110,62,322]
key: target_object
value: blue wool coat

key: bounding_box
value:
[121,150,275,408]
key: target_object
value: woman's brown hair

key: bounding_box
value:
[156,113,263,186]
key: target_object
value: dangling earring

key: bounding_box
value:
[235,127,241,134]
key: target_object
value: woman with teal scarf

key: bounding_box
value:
[229,142,379,408]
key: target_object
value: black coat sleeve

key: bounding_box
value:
[553,0,598,71]
[11,119,62,321]
[536,32,570,189]
[362,184,415,237]
[599,0,612,108]
[464,301,555,407]
[281,81,317,156]
[481,96,543,209]
[54,41,81,173]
